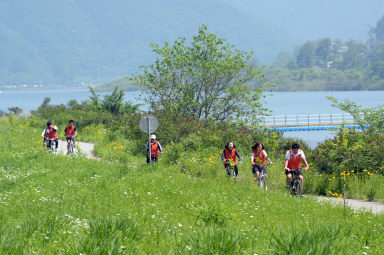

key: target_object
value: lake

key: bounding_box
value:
[1,89,383,148]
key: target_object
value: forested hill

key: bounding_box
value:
[0,0,383,85]
[0,0,294,85]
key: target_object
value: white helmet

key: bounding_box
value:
[150,134,156,139]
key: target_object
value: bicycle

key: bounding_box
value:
[288,168,303,195]
[66,136,77,155]
[47,138,57,153]
[258,165,267,190]
[225,158,242,180]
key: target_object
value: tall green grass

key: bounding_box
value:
[0,120,383,254]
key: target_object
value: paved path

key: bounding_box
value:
[316,196,384,214]
[56,140,96,159]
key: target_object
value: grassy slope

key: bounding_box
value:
[0,120,383,254]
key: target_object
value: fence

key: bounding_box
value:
[259,113,355,128]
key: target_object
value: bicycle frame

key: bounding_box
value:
[47,139,56,152]
[258,167,267,189]
[289,168,303,195]
[67,136,76,155]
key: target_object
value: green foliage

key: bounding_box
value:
[181,226,247,254]
[197,206,228,225]
[88,86,139,115]
[271,224,352,255]
[328,97,384,132]
[315,130,384,175]
[133,25,271,122]
[7,107,23,116]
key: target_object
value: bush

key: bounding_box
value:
[314,130,384,175]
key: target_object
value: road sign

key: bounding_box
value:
[140,114,159,165]
[140,114,158,133]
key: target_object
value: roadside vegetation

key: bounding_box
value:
[1,116,384,254]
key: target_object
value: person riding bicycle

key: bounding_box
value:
[41,122,51,148]
[221,142,242,180]
[46,121,58,151]
[284,143,309,190]
[251,142,273,187]
[146,134,162,164]
[65,120,77,154]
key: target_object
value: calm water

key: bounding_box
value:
[264,90,384,148]
[1,89,383,148]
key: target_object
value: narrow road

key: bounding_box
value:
[316,196,384,214]
[56,140,97,159]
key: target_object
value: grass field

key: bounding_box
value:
[0,120,383,254]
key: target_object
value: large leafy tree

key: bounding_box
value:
[133,25,270,122]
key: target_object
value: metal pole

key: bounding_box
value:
[319,114,321,124]
[296,115,298,125]
[285,115,287,127]
[343,173,346,217]
[330,113,333,124]
[147,117,151,165]
[307,115,309,127]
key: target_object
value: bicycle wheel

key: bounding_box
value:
[49,140,54,152]
[291,180,297,195]
[70,140,74,154]
[259,175,264,188]
[297,179,303,195]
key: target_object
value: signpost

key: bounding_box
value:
[139,114,159,165]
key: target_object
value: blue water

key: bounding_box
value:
[1,89,383,148]
[0,89,144,112]
[263,91,384,148]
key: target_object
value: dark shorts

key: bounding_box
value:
[147,156,159,163]
[253,166,267,175]
[286,170,302,176]
[66,136,75,141]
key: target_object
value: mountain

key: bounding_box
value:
[223,0,384,43]
[0,0,296,85]
[0,0,383,85]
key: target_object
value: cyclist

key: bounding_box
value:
[284,143,309,190]
[65,120,77,154]
[146,134,162,164]
[41,122,50,148]
[46,121,58,151]
[251,142,273,187]
[221,141,242,180]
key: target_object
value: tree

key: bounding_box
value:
[296,41,316,68]
[338,40,367,70]
[328,97,384,133]
[8,107,23,116]
[133,25,271,122]
[315,38,332,68]
[368,41,384,78]
[88,86,139,115]
[40,97,51,108]
[375,15,384,41]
